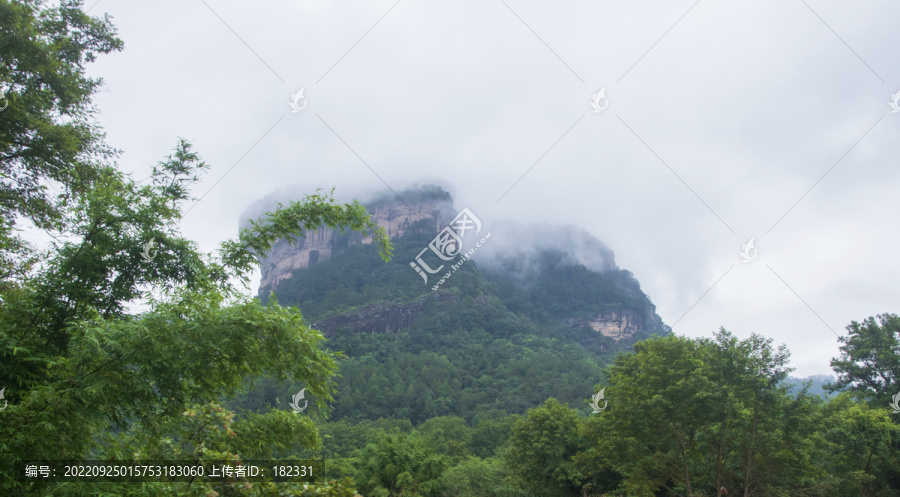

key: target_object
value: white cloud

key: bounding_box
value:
[78,0,900,377]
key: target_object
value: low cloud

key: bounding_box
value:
[474,220,617,275]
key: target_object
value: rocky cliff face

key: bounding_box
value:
[258,189,454,289]
[589,311,638,340]
[312,297,658,344]
[566,308,666,342]
[253,185,670,346]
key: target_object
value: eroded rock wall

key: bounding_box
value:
[259,198,452,289]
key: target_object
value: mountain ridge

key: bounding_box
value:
[254,185,669,345]
[247,185,671,422]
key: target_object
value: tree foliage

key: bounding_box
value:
[829,313,900,403]
[505,398,584,497]
[0,135,391,495]
[0,0,123,276]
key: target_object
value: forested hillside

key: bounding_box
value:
[242,188,900,497]
[243,186,670,425]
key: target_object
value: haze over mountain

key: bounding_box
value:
[245,184,619,291]
[240,184,671,422]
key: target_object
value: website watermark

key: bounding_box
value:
[289,88,307,113]
[289,388,307,413]
[0,83,9,112]
[590,87,608,113]
[140,239,157,263]
[740,236,757,263]
[409,208,491,291]
[590,388,607,413]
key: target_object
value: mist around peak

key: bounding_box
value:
[474,220,618,277]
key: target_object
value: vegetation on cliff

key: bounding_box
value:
[252,208,669,426]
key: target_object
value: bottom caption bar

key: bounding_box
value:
[15,460,323,482]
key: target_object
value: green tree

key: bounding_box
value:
[442,457,510,497]
[504,398,584,497]
[417,416,472,463]
[828,313,900,495]
[583,331,837,497]
[0,136,391,495]
[470,411,519,459]
[829,313,900,405]
[698,329,800,496]
[352,431,447,497]
[0,0,123,277]
[596,335,715,496]
[819,393,900,496]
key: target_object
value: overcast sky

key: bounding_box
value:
[81,0,899,377]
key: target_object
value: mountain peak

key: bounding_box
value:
[251,184,669,347]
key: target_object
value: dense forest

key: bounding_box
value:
[248,205,670,425]
[244,219,900,496]
[1,1,899,496]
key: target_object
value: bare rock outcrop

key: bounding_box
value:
[258,191,454,289]
[566,308,665,342]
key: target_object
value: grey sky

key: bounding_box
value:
[82,0,899,376]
